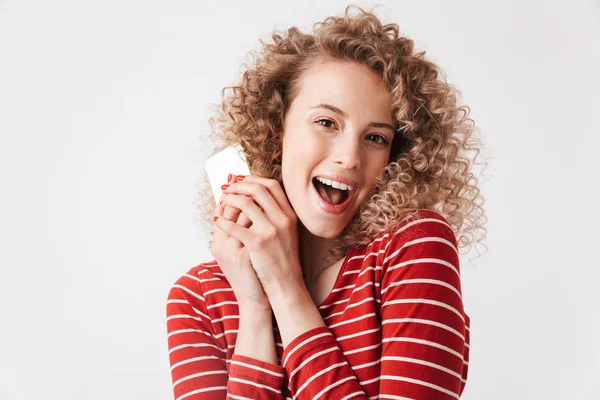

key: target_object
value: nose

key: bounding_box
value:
[333,135,361,170]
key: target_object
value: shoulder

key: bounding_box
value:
[388,209,456,245]
[375,209,460,278]
[356,210,455,254]
[349,210,456,264]
[165,262,231,349]
[166,260,228,307]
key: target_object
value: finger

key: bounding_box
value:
[223,204,241,223]
[214,213,251,246]
[213,203,227,234]
[221,195,252,223]
[236,211,252,229]
[232,175,295,218]
[220,195,252,229]
[217,183,242,223]
[214,197,244,249]
[220,193,273,233]
[220,175,239,220]
[222,182,287,225]
[214,220,243,248]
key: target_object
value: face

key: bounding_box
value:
[280,60,395,238]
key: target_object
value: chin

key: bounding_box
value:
[299,216,347,239]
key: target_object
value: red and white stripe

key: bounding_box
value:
[167,210,470,399]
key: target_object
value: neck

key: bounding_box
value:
[297,222,342,284]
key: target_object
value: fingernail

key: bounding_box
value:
[235,175,245,182]
[227,174,233,182]
[221,184,230,190]
[213,216,218,222]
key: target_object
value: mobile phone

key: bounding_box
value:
[204,143,251,204]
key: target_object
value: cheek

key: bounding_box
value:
[365,164,388,190]
[283,133,320,164]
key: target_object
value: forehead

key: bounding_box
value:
[292,60,393,117]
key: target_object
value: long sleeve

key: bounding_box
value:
[377,216,469,398]
[280,326,366,398]
[167,267,286,400]
[279,213,470,399]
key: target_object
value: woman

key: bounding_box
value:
[167,5,488,399]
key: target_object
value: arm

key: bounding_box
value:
[376,217,469,398]
[270,283,367,399]
[234,304,278,365]
[269,214,470,399]
[166,267,286,400]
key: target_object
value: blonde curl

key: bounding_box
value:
[195,4,492,266]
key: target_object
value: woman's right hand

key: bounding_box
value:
[211,175,271,311]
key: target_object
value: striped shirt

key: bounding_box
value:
[166,209,470,399]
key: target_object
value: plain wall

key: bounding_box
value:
[1,0,599,399]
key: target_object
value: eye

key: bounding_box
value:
[366,134,389,146]
[315,118,337,129]
[315,119,389,146]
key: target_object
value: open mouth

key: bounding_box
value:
[312,177,350,206]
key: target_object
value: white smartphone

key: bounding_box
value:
[204,143,251,204]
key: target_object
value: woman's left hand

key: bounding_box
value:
[215,174,303,297]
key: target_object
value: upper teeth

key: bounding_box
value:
[316,177,355,191]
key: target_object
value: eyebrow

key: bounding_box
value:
[311,103,396,132]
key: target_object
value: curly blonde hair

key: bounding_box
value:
[196,4,491,266]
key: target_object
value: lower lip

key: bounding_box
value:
[311,181,356,215]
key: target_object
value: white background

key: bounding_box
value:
[1,1,599,399]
